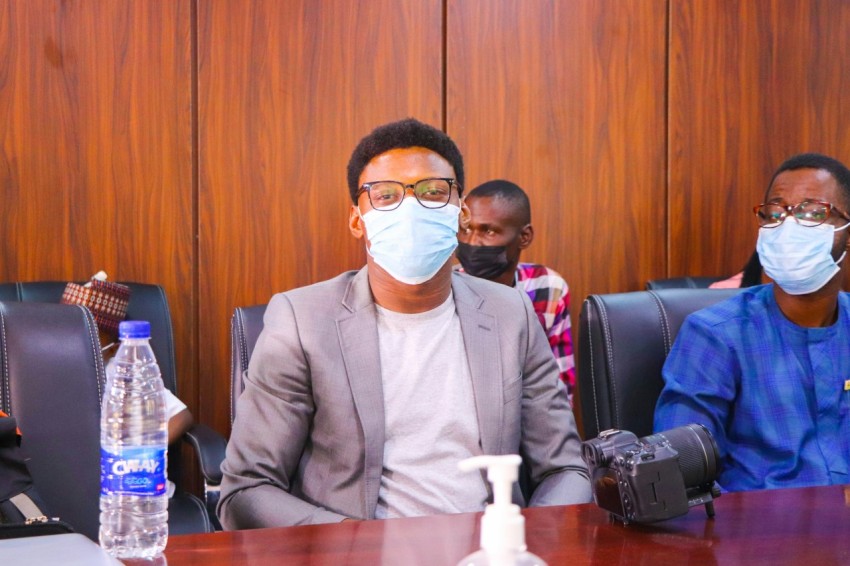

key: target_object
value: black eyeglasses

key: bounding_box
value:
[356,178,459,211]
[753,200,850,228]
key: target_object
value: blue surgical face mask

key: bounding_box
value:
[359,197,460,285]
[756,220,849,295]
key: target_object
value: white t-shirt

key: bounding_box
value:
[164,389,187,498]
[164,388,186,420]
[374,293,488,518]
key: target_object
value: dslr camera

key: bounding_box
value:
[581,424,721,524]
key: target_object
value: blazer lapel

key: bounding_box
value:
[452,274,503,456]
[336,268,385,519]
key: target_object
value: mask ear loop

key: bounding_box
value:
[834,221,850,264]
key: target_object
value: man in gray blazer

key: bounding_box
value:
[219,118,591,529]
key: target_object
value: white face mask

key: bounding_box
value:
[756,220,849,295]
[359,197,460,285]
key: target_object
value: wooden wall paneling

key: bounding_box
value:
[7,0,848,455]
[0,1,196,406]
[198,0,444,435]
[669,0,850,279]
[447,0,668,319]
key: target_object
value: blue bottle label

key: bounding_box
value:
[100,447,167,496]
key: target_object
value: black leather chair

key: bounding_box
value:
[577,288,741,441]
[644,276,725,290]
[0,301,215,539]
[0,283,181,400]
[182,302,266,524]
[229,304,267,424]
[0,302,104,539]
[0,282,225,532]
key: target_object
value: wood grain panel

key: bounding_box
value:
[447,0,668,321]
[0,1,195,403]
[198,0,443,434]
[5,0,848,456]
[669,0,850,279]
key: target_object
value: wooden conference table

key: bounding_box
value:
[164,484,850,565]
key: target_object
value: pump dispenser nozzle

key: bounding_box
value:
[456,455,547,566]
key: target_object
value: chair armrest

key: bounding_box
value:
[183,423,226,485]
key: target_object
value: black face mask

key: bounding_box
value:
[456,242,511,280]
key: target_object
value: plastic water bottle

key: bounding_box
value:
[99,320,169,558]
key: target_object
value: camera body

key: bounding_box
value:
[581,425,721,524]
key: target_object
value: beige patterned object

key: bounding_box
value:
[61,278,131,340]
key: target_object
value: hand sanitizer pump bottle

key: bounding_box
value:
[456,455,547,566]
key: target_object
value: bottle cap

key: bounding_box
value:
[119,320,151,339]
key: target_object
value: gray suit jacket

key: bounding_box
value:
[219,267,591,529]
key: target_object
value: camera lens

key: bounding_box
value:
[656,424,720,487]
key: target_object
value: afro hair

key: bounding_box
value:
[346,118,465,203]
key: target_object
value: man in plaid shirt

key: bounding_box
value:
[457,180,575,400]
